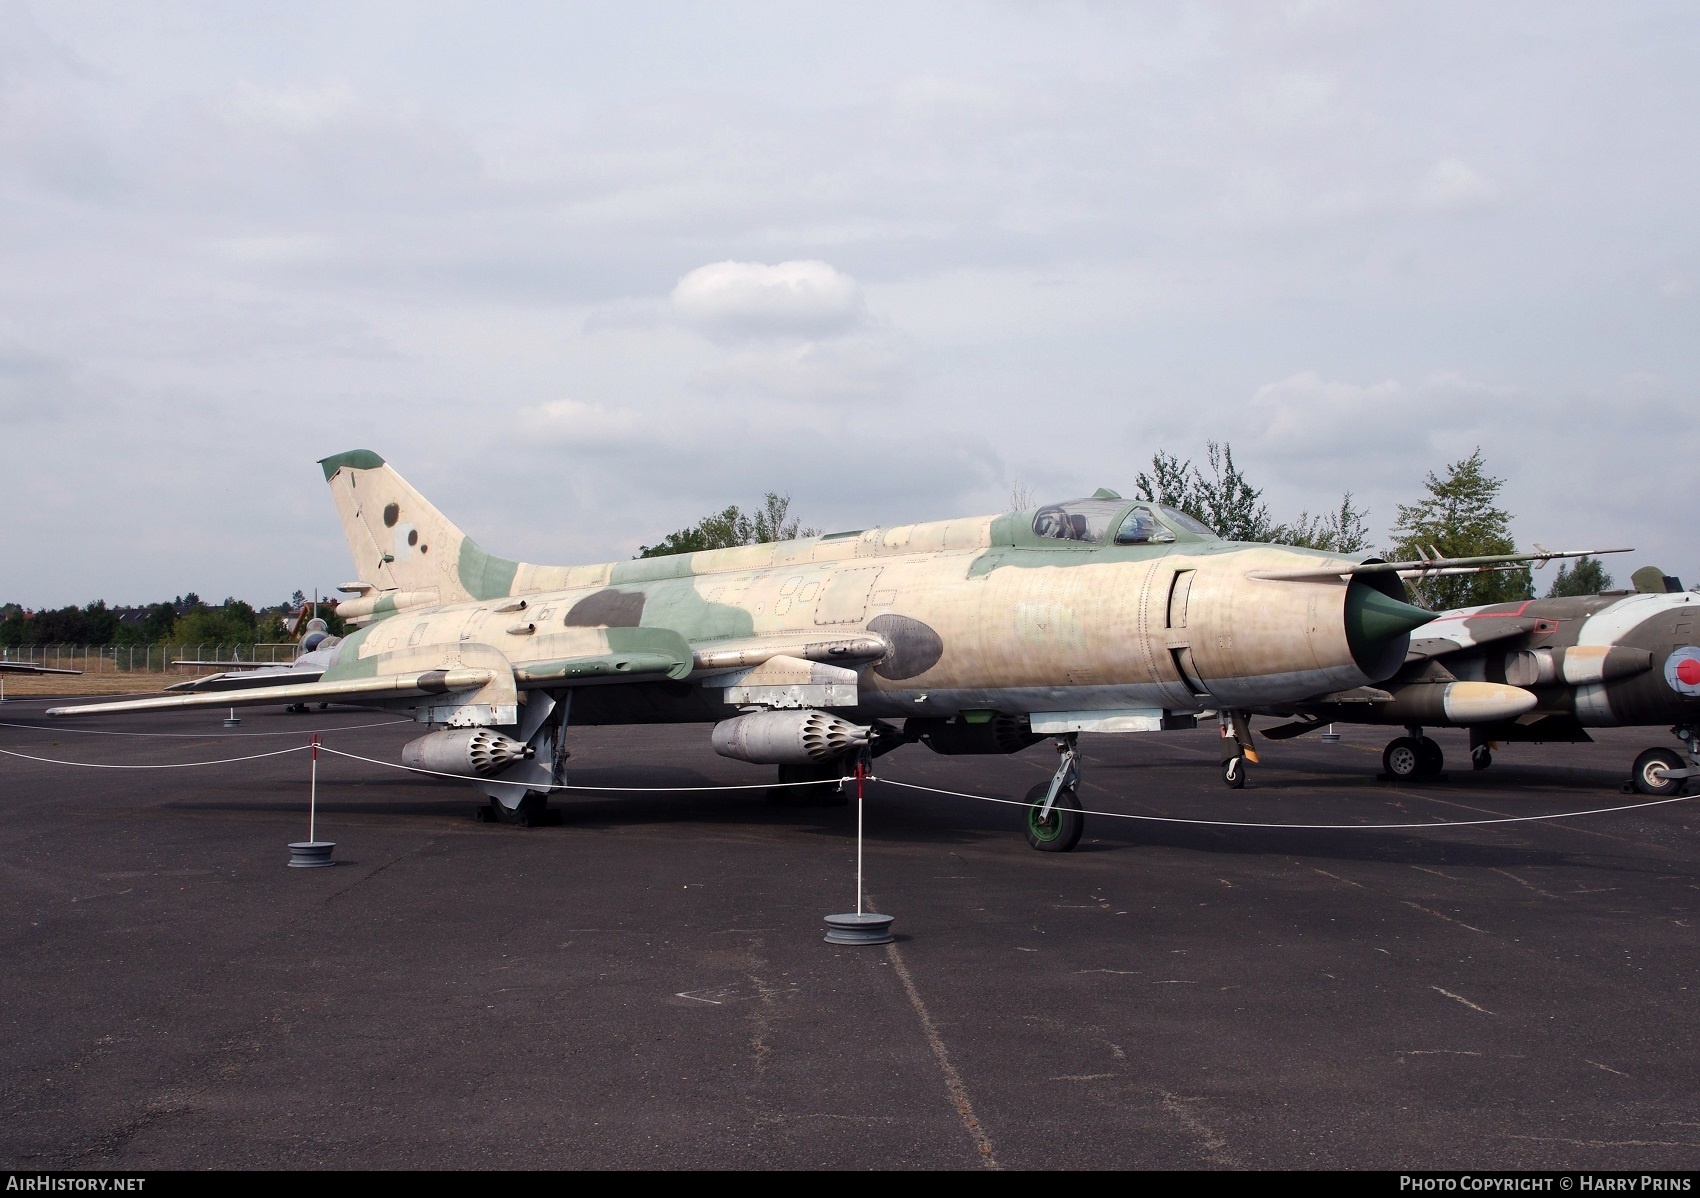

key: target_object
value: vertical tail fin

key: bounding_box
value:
[318,450,519,602]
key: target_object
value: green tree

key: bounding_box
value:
[1388,448,1531,609]
[1135,442,1369,549]
[1275,493,1373,554]
[1134,449,1201,514]
[1136,441,1272,539]
[171,599,263,648]
[638,493,818,558]
[1546,555,1613,598]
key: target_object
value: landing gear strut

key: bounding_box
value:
[1024,735,1084,852]
[1219,710,1257,789]
[1629,727,1700,796]
[1384,726,1444,780]
[1469,728,1494,772]
[474,691,572,826]
[770,761,850,806]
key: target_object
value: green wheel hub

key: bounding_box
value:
[1028,801,1064,843]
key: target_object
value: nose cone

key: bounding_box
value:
[1345,585,1434,646]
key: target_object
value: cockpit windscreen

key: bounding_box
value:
[1031,499,1123,543]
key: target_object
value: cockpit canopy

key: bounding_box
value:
[1030,499,1216,545]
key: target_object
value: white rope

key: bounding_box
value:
[874,776,1700,830]
[0,745,308,769]
[0,718,411,738]
[8,732,1687,828]
[314,745,844,792]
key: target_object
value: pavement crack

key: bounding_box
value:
[884,938,1001,1170]
[1431,986,1494,1015]
[1403,900,1492,935]
[1159,1092,1239,1168]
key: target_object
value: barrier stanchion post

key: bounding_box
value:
[824,751,894,945]
[289,733,336,868]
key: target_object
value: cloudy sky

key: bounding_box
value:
[3,1,1696,608]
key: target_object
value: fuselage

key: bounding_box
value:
[324,499,1415,728]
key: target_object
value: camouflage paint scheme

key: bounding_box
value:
[1260,582,1700,787]
[53,450,1445,809]
[309,451,1425,717]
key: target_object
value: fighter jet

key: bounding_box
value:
[1259,567,1698,795]
[162,614,340,706]
[0,661,81,674]
[47,450,1608,849]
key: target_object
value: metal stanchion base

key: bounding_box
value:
[288,841,337,868]
[223,717,241,728]
[824,912,894,945]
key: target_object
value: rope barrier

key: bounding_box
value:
[873,776,1700,830]
[3,733,1694,830]
[0,745,308,769]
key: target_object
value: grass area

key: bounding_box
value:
[0,672,176,697]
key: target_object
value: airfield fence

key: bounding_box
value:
[0,644,299,675]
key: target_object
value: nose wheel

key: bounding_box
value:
[1024,735,1084,851]
[1024,781,1084,851]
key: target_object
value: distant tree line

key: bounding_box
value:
[638,493,818,558]
[0,590,344,648]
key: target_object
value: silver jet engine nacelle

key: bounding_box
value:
[401,728,534,778]
[711,709,871,765]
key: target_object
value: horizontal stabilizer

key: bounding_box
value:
[0,661,82,675]
[47,668,494,718]
[165,667,326,693]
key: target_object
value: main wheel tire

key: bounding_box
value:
[1222,755,1247,789]
[1632,747,1685,796]
[771,762,850,807]
[1024,782,1084,853]
[1384,737,1421,780]
[1416,737,1445,778]
[1471,744,1492,771]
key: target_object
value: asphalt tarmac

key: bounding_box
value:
[2,699,1698,1171]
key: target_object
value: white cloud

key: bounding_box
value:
[693,336,905,403]
[672,260,867,340]
[1416,158,1499,212]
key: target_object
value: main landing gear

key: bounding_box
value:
[1383,726,1445,781]
[1024,734,1084,852]
[1628,727,1700,796]
[1219,710,1257,789]
[769,761,851,807]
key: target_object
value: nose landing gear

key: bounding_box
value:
[1023,735,1084,852]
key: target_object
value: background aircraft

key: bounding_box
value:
[1259,567,1698,795]
[49,451,1603,849]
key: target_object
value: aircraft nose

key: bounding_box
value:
[1345,586,1433,645]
